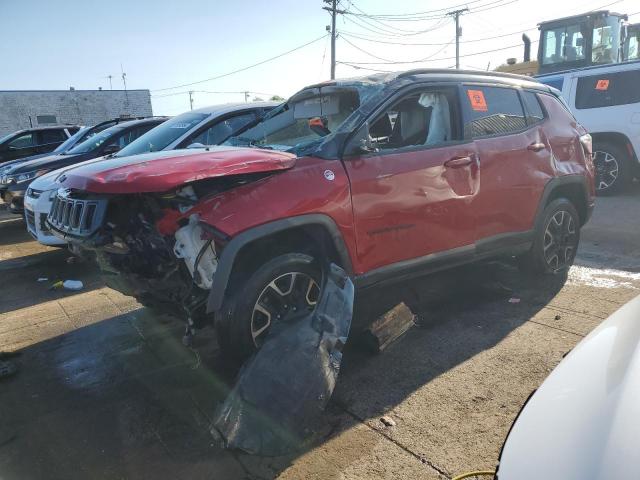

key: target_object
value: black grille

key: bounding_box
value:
[25,209,36,232]
[47,192,108,237]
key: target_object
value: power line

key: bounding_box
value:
[340,34,455,63]
[152,34,327,92]
[338,40,538,65]
[338,0,491,19]
[340,27,538,45]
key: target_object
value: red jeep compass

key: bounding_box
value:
[47,69,595,360]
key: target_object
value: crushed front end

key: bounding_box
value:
[46,185,228,328]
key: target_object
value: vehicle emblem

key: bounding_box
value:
[324,169,335,181]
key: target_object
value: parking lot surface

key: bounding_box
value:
[1,186,639,480]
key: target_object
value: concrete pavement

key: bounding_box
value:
[1,185,639,479]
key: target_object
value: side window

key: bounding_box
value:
[463,86,526,138]
[188,112,256,146]
[39,129,67,144]
[8,133,34,149]
[520,91,545,125]
[575,69,640,109]
[368,88,457,151]
[110,125,155,148]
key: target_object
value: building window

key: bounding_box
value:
[36,115,57,125]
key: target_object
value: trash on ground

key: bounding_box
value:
[380,415,396,427]
[0,360,18,379]
[361,302,415,353]
[50,280,84,291]
[37,277,48,282]
[508,297,521,304]
[211,263,354,456]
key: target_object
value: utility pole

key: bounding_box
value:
[107,75,113,90]
[188,91,194,110]
[322,0,346,79]
[244,91,250,103]
[447,8,468,70]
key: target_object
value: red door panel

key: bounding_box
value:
[344,143,479,272]
[472,128,554,239]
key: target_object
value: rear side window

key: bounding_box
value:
[463,86,526,138]
[40,129,67,144]
[575,69,640,109]
[520,91,545,125]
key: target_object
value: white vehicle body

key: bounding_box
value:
[24,102,278,246]
[497,294,640,479]
[537,60,640,192]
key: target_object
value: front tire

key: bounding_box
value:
[593,141,631,195]
[216,253,322,362]
[519,198,580,275]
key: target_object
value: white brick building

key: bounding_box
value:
[0,89,153,136]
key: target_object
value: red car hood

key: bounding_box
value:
[58,147,297,194]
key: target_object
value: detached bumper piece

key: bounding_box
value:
[212,264,354,456]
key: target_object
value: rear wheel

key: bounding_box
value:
[216,253,322,362]
[593,141,631,195]
[519,198,580,275]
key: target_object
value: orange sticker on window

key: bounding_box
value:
[595,79,610,90]
[467,89,488,111]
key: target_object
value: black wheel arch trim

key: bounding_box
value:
[206,214,353,313]
[535,175,593,227]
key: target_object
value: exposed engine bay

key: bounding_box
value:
[49,174,269,328]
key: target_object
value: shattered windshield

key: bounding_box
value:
[225,83,381,155]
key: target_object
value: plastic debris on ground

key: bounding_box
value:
[49,280,84,291]
[37,277,48,282]
[212,263,354,456]
[508,297,521,304]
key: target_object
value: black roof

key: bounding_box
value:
[308,68,551,93]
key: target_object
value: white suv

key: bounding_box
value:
[537,61,640,194]
[24,102,277,246]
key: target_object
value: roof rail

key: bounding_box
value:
[397,68,532,81]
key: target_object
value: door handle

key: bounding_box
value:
[444,156,473,168]
[527,142,547,152]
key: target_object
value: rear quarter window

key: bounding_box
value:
[575,69,640,109]
[520,91,545,125]
[462,86,527,138]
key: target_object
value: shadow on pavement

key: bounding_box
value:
[0,261,567,479]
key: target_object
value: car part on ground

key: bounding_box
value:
[211,264,354,456]
[46,69,595,357]
[496,294,640,479]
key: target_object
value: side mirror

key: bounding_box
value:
[102,144,120,154]
[345,122,378,156]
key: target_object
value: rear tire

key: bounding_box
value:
[518,198,580,276]
[216,253,322,363]
[593,141,631,195]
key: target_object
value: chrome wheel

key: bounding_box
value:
[593,150,619,191]
[543,210,577,271]
[250,272,320,346]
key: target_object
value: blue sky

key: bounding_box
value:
[1,0,638,116]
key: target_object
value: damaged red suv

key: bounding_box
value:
[47,70,595,359]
